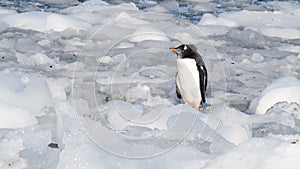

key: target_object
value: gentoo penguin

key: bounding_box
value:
[169,44,208,109]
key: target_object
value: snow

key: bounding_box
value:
[0,0,300,168]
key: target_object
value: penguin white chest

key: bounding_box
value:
[176,59,202,108]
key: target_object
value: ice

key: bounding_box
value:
[0,70,53,117]
[192,3,216,13]
[125,83,151,102]
[205,106,250,145]
[32,53,56,65]
[19,126,59,169]
[250,103,300,137]
[219,10,300,28]
[251,53,264,62]
[104,101,182,131]
[114,13,150,29]
[46,13,91,32]
[2,11,91,32]
[204,136,300,169]
[198,13,238,27]
[199,9,300,40]
[250,77,300,114]
[266,1,300,14]
[129,26,170,42]
[1,0,300,168]
[159,0,179,12]
[0,134,28,169]
[259,27,300,39]
[57,143,107,169]
[36,0,79,7]
[0,100,37,128]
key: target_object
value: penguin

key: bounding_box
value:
[169,44,208,109]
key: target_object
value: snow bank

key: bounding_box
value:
[251,77,300,114]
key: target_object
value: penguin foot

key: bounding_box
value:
[199,102,212,113]
[48,143,59,149]
[201,102,211,108]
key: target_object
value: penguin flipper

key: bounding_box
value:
[198,64,207,104]
[176,83,182,99]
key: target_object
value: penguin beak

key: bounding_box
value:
[169,47,178,54]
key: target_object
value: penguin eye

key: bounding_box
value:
[183,45,188,50]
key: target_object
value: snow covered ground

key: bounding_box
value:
[0,0,300,169]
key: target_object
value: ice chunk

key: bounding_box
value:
[144,0,157,5]
[204,136,300,169]
[198,13,238,27]
[46,13,91,32]
[47,78,70,101]
[31,53,56,65]
[0,21,8,33]
[0,70,53,116]
[250,103,300,137]
[16,52,34,66]
[56,143,107,169]
[251,53,264,62]
[36,0,79,7]
[125,83,151,103]
[266,1,300,14]
[0,8,17,17]
[219,10,300,30]
[0,135,28,168]
[206,106,250,145]
[259,27,300,39]
[192,3,216,12]
[159,0,179,12]
[0,100,37,128]
[250,76,300,114]
[217,125,249,145]
[129,26,170,42]
[97,56,113,64]
[2,11,91,32]
[113,12,150,29]
[104,101,187,131]
[115,42,135,49]
[145,5,168,13]
[20,126,59,169]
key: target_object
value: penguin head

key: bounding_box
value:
[169,44,194,59]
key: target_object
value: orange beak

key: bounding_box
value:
[169,47,177,53]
